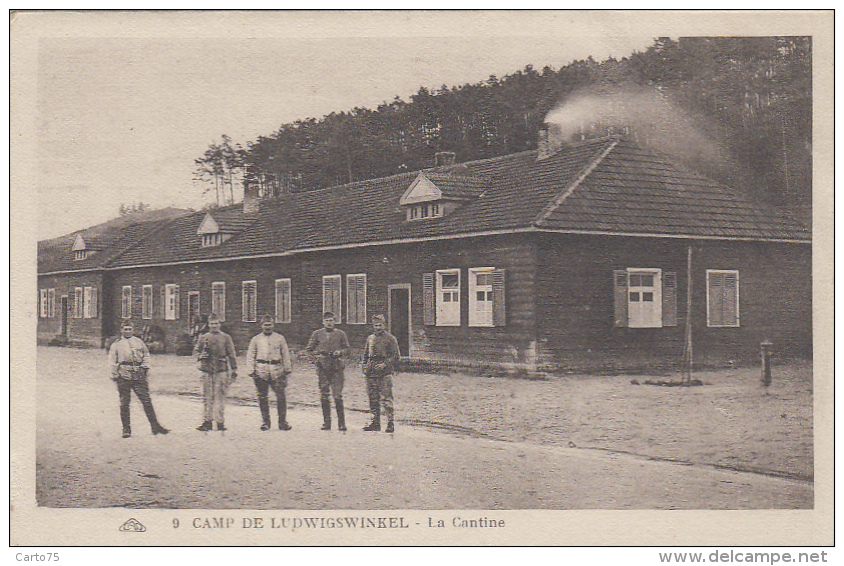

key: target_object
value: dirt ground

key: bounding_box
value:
[52,346,813,481]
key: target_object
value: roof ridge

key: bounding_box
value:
[533,138,620,226]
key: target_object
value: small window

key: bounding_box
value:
[322,275,342,323]
[75,287,85,319]
[346,274,367,324]
[436,269,461,326]
[275,278,292,323]
[48,289,56,318]
[469,268,495,327]
[121,286,132,319]
[141,285,154,319]
[242,280,257,322]
[707,270,740,327]
[39,289,47,318]
[83,286,95,319]
[165,284,181,321]
[74,250,88,261]
[211,282,226,321]
[202,233,224,247]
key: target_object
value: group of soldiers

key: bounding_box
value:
[107,311,400,438]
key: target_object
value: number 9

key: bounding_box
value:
[173,518,180,528]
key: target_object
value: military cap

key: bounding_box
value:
[260,314,274,324]
[208,313,221,323]
[372,314,387,324]
[323,312,335,319]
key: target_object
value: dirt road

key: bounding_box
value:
[36,348,811,509]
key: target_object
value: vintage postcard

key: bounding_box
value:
[10,10,833,549]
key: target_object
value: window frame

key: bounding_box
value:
[346,273,368,325]
[435,268,461,327]
[211,281,226,321]
[40,289,47,318]
[141,285,154,319]
[83,286,93,319]
[75,287,84,319]
[241,280,258,323]
[322,275,342,323]
[274,278,292,324]
[164,283,180,321]
[706,269,740,328]
[626,267,662,329]
[48,288,56,318]
[468,267,495,327]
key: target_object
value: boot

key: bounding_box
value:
[385,421,394,433]
[152,425,170,435]
[259,396,271,431]
[120,405,131,437]
[363,414,381,432]
[277,392,289,430]
[336,399,347,431]
[196,420,213,432]
[216,422,226,431]
[320,399,332,430]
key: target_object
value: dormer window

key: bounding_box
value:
[71,234,88,261]
[400,171,487,222]
[202,233,225,248]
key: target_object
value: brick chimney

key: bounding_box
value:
[537,124,563,160]
[435,151,456,167]
[243,180,260,214]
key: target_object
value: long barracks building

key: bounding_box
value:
[37,135,811,373]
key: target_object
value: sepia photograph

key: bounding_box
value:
[10,10,833,548]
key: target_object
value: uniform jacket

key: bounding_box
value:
[362,331,401,377]
[306,328,350,371]
[194,331,238,373]
[109,336,150,380]
[246,332,293,380]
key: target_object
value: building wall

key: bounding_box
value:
[37,271,105,346]
[104,234,539,365]
[535,234,812,371]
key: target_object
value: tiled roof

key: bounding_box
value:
[421,171,491,200]
[97,136,810,270]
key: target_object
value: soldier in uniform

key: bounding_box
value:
[108,320,170,438]
[193,313,238,431]
[306,312,350,431]
[247,314,293,431]
[362,314,401,433]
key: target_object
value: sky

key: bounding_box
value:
[33,12,655,239]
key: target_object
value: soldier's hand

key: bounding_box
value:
[230,371,237,380]
[249,371,258,378]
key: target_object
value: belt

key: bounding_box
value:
[119,362,142,366]
[257,359,281,365]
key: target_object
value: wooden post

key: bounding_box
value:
[761,341,773,387]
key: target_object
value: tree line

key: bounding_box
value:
[194,37,811,213]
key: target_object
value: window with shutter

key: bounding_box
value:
[322,275,342,322]
[48,289,56,318]
[492,269,506,327]
[662,272,678,327]
[275,278,291,323]
[121,286,132,319]
[165,284,180,320]
[90,287,98,318]
[422,273,435,325]
[707,270,739,327]
[613,270,628,327]
[174,284,180,320]
[242,281,257,322]
[83,286,94,319]
[211,282,226,321]
[40,289,47,318]
[469,267,494,327]
[141,285,153,319]
[436,269,461,326]
[346,274,367,324]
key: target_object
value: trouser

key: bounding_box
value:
[317,366,345,426]
[201,370,231,424]
[116,377,161,433]
[366,374,394,423]
[254,376,287,425]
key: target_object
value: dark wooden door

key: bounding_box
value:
[60,296,68,336]
[389,287,410,357]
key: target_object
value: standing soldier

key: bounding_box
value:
[108,320,170,438]
[247,314,293,431]
[362,314,401,433]
[194,313,238,432]
[306,312,350,431]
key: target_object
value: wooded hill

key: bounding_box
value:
[195,37,811,218]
